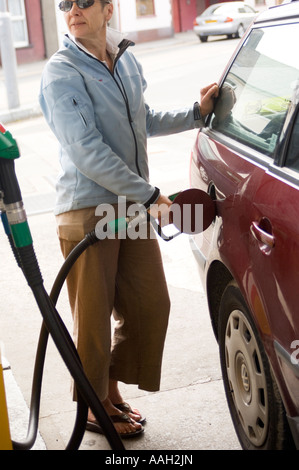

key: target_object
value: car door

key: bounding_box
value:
[248,106,299,412]
[204,19,299,406]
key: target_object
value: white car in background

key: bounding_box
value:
[193,1,257,42]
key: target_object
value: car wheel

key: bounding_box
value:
[236,24,245,38]
[199,35,208,42]
[218,281,294,450]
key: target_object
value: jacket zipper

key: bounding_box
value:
[115,68,141,177]
[106,41,142,177]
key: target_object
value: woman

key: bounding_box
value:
[39,0,218,438]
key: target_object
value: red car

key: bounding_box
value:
[190,1,299,450]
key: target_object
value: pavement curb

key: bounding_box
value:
[4,368,47,450]
[0,103,42,125]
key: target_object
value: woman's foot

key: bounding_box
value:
[108,379,145,424]
[87,399,143,437]
[113,402,146,425]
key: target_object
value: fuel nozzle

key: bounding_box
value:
[0,123,20,160]
[0,124,42,288]
[0,123,23,206]
[0,123,33,250]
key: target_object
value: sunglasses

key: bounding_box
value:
[58,0,111,12]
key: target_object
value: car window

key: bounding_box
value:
[214,5,235,15]
[210,23,299,157]
[244,5,255,13]
[202,5,220,16]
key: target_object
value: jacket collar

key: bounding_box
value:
[66,27,134,63]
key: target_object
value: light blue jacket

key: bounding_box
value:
[39,30,204,215]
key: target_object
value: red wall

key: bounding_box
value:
[172,0,198,32]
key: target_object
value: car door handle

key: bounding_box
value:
[250,220,275,250]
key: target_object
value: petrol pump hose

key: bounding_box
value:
[0,124,124,451]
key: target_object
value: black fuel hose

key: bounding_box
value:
[13,231,100,450]
[14,317,88,451]
[10,240,124,451]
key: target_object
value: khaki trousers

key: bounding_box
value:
[56,207,170,400]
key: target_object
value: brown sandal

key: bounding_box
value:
[114,402,146,425]
[86,412,144,439]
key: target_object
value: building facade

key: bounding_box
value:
[116,0,173,42]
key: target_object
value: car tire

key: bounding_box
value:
[218,281,294,450]
[199,35,208,42]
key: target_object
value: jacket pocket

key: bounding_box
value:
[72,97,88,127]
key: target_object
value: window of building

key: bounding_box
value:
[6,0,29,48]
[136,0,155,17]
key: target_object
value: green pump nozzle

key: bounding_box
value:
[0,123,20,160]
[0,123,33,249]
